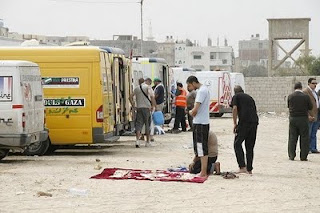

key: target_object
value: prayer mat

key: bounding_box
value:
[91,168,207,183]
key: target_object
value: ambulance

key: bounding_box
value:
[0,60,48,159]
[171,68,235,117]
[0,47,132,155]
[230,72,246,95]
[132,57,172,122]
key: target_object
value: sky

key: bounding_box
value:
[1,0,319,57]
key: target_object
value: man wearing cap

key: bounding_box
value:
[153,78,165,112]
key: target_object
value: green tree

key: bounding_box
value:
[295,55,317,74]
[310,57,320,75]
[242,65,267,77]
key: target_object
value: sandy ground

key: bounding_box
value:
[1,115,320,213]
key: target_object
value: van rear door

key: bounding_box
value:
[101,52,115,134]
[42,66,91,144]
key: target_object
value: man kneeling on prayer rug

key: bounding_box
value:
[189,130,220,175]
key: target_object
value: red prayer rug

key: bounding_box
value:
[91,168,207,183]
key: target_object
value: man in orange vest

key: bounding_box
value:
[172,82,187,133]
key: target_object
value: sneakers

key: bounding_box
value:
[136,140,154,148]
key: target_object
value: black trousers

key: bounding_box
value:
[288,116,309,160]
[173,107,186,131]
[190,156,217,174]
[234,123,258,172]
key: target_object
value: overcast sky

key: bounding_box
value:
[1,0,319,56]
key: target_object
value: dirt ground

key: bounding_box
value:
[1,115,320,213]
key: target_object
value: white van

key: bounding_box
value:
[171,68,233,117]
[0,60,48,160]
[230,72,245,96]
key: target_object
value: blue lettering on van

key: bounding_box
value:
[0,118,13,126]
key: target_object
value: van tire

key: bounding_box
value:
[0,149,9,160]
[24,138,50,156]
[46,145,59,154]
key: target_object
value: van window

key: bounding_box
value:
[0,76,13,102]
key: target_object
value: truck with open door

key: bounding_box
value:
[132,57,172,123]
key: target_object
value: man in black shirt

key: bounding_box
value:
[287,82,312,161]
[231,85,258,174]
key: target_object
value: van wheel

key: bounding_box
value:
[24,138,50,156]
[212,113,224,117]
[0,149,9,160]
[46,145,59,154]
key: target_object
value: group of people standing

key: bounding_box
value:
[288,78,320,161]
[129,75,320,177]
[179,76,259,177]
[130,75,259,177]
[129,77,165,148]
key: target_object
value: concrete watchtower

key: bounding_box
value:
[267,18,311,76]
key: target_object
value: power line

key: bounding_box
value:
[49,0,139,4]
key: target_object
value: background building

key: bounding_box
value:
[90,35,157,58]
[152,36,175,66]
[238,34,278,68]
[175,39,234,71]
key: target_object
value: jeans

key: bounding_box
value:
[308,114,320,151]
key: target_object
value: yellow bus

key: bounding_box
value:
[0,46,133,155]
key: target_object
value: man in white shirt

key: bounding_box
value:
[187,75,210,177]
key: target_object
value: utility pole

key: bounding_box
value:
[140,0,144,56]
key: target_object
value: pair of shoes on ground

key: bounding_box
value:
[171,129,181,134]
[310,150,320,154]
[135,140,154,148]
[171,129,187,134]
[289,157,308,161]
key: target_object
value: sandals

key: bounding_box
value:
[221,172,238,179]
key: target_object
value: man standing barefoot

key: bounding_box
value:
[187,76,210,177]
[231,86,258,174]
